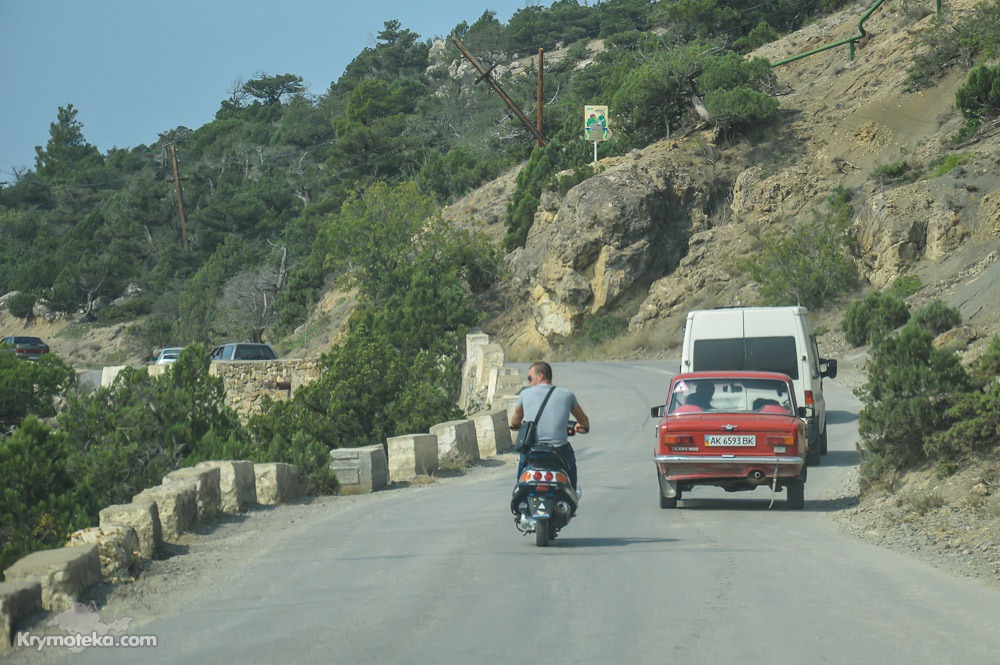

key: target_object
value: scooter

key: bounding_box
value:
[510,423,580,547]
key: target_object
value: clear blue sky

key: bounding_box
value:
[0,0,548,180]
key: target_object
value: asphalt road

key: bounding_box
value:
[27,360,1000,664]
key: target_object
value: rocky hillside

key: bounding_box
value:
[448,0,1000,362]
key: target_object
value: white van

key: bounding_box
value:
[680,306,837,465]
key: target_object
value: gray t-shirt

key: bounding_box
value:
[516,384,579,447]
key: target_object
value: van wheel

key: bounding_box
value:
[786,477,805,509]
[819,426,828,455]
[806,441,821,466]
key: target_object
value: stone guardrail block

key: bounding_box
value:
[196,460,257,513]
[329,445,388,493]
[387,434,438,482]
[471,409,513,457]
[487,366,523,408]
[0,581,41,654]
[430,419,480,466]
[163,466,222,521]
[132,484,197,545]
[3,545,100,612]
[254,463,301,505]
[66,526,139,583]
[100,365,129,388]
[99,501,161,559]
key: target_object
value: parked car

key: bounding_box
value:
[155,347,185,365]
[680,306,837,465]
[0,335,50,361]
[650,371,810,509]
[209,342,277,361]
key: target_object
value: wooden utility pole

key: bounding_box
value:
[169,144,189,251]
[537,49,544,147]
[451,37,547,146]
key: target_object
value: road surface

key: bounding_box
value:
[17,360,1000,664]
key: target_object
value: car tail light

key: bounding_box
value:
[662,434,694,445]
[766,435,795,453]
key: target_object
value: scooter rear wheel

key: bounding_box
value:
[535,521,551,547]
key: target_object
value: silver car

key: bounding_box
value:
[155,347,185,365]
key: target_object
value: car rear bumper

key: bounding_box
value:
[655,454,804,480]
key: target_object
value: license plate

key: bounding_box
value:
[705,434,757,447]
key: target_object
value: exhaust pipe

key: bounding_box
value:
[748,469,768,485]
[555,501,571,514]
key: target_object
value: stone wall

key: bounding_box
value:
[106,359,322,422]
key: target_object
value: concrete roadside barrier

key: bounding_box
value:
[387,434,438,481]
[3,545,100,612]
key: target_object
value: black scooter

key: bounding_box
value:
[510,423,580,547]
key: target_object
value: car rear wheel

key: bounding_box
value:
[786,477,805,509]
[658,475,680,508]
[819,425,829,455]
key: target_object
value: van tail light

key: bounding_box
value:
[804,391,815,407]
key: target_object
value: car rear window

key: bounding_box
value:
[13,337,45,345]
[692,336,798,380]
[669,377,793,414]
[233,345,276,360]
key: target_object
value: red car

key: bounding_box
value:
[651,371,810,509]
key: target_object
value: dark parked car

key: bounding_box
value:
[1,335,50,360]
[209,343,277,361]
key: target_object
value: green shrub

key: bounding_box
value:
[554,164,596,196]
[912,298,962,336]
[924,382,1000,460]
[956,64,1000,121]
[0,352,76,430]
[747,187,857,310]
[857,322,970,484]
[841,291,910,347]
[887,274,922,299]
[5,292,36,319]
[970,333,1000,386]
[581,315,629,346]
[58,349,247,510]
[871,160,920,183]
[931,152,976,176]
[1,417,91,572]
